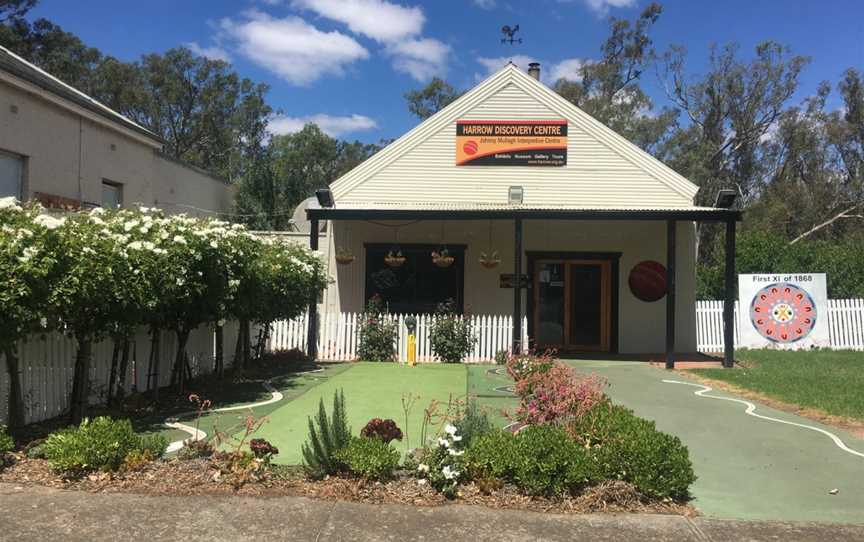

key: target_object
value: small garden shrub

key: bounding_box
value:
[42,417,167,475]
[429,299,476,363]
[569,404,696,500]
[301,389,351,478]
[357,295,398,362]
[465,429,518,481]
[514,363,606,426]
[494,349,508,365]
[467,426,595,497]
[0,425,13,455]
[249,438,279,463]
[453,400,492,449]
[416,424,466,498]
[177,438,214,460]
[360,418,403,444]
[268,348,309,365]
[335,437,400,481]
[505,350,555,382]
[511,425,596,497]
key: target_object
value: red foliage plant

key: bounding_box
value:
[249,438,279,459]
[360,418,404,444]
[507,353,607,427]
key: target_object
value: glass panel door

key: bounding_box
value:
[569,264,602,346]
[535,261,566,346]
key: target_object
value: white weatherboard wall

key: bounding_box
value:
[332,65,697,208]
[325,219,697,354]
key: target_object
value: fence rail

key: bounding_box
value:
[269,313,529,363]
[0,322,239,426]
[5,299,864,426]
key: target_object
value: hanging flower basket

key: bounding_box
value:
[384,250,406,268]
[478,251,500,269]
[432,249,455,268]
[335,249,355,265]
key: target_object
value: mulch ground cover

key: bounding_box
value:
[0,455,694,517]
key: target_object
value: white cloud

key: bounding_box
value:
[580,0,637,15]
[477,56,586,84]
[220,11,369,85]
[292,0,424,43]
[472,0,496,8]
[185,42,231,62]
[548,58,585,83]
[269,113,378,137]
[386,38,450,81]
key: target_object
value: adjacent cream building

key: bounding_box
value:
[307,63,741,365]
[0,46,232,215]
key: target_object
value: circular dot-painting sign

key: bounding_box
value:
[749,282,817,343]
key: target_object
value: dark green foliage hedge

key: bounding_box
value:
[466,406,696,500]
[0,425,13,455]
[699,230,864,299]
[429,299,476,363]
[467,426,595,497]
[335,437,400,481]
[42,417,167,475]
[569,404,696,500]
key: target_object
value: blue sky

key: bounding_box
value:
[29,0,864,143]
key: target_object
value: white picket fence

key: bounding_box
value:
[0,322,240,425]
[695,299,864,351]
[269,313,529,363]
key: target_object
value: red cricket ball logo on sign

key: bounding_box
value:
[462,140,478,155]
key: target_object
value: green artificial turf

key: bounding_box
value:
[261,362,468,464]
[465,364,518,427]
[692,349,864,420]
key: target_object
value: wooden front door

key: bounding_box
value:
[532,259,612,352]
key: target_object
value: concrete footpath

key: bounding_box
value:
[3,483,864,542]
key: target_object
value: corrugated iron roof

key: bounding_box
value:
[315,201,724,212]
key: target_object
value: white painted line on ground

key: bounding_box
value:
[662,379,864,459]
[164,367,326,453]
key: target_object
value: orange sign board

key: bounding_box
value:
[456,120,567,166]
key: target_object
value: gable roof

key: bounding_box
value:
[0,45,162,144]
[330,63,699,206]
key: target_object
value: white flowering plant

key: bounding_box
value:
[415,423,467,498]
[0,198,58,427]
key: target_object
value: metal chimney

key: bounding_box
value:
[527,62,540,80]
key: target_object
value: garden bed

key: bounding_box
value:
[0,455,694,516]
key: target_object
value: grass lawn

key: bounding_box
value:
[260,362,468,464]
[692,349,864,420]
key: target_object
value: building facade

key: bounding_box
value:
[0,46,232,215]
[307,63,740,365]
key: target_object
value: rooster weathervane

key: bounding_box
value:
[501,24,522,45]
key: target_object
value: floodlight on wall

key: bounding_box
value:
[714,189,738,209]
[508,186,524,205]
[315,188,334,208]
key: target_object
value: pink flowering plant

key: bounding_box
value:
[508,353,607,429]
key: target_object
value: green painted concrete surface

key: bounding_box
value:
[262,362,467,464]
[564,360,864,524]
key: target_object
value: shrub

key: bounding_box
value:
[505,350,555,382]
[0,425,13,455]
[301,389,351,478]
[415,423,466,498]
[42,417,167,475]
[360,418,403,444]
[494,349,508,365]
[513,363,606,426]
[511,425,596,497]
[429,299,476,363]
[356,295,398,362]
[335,437,400,481]
[569,404,695,500]
[453,400,492,449]
[177,438,214,460]
[268,348,309,365]
[250,438,279,463]
[465,429,518,481]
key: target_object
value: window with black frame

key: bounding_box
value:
[364,244,465,314]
